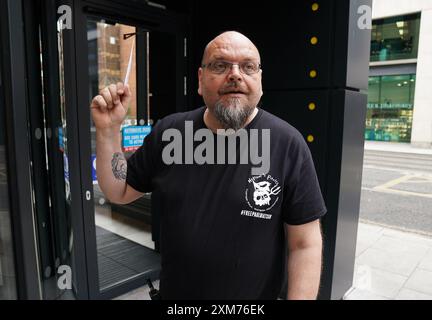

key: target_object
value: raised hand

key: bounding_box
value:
[90,82,131,131]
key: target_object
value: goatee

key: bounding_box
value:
[213,98,254,131]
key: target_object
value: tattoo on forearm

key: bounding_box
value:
[111,152,127,180]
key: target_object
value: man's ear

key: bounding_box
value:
[259,69,263,96]
[198,68,203,96]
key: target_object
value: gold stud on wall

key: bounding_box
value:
[308,3,318,144]
[309,70,317,78]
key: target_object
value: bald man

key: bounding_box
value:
[91,31,327,300]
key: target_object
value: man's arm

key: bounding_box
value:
[92,82,143,204]
[285,219,323,300]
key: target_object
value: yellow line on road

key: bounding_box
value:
[373,174,414,190]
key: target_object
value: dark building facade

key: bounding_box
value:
[0,0,371,300]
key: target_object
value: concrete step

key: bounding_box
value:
[363,160,432,173]
[364,156,432,167]
[364,150,432,162]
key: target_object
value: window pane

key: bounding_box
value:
[370,13,421,62]
[365,74,416,142]
[368,76,380,104]
[87,19,159,292]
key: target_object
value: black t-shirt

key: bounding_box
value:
[126,106,327,299]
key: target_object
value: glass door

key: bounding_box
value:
[72,0,188,299]
[87,18,160,292]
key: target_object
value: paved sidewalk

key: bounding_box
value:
[344,221,432,300]
[346,141,432,299]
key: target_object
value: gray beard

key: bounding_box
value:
[213,98,254,131]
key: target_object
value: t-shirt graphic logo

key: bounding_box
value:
[245,174,281,212]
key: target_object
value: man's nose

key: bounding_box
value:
[227,64,242,81]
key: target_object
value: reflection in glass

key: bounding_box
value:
[29,20,78,300]
[370,13,421,62]
[53,20,76,299]
[87,19,159,291]
[365,74,416,142]
[0,66,18,300]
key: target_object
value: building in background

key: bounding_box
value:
[367,0,432,146]
[88,22,137,120]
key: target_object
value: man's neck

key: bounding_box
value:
[203,107,258,133]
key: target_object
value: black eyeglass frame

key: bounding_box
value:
[201,60,262,75]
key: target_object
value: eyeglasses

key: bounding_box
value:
[201,60,261,75]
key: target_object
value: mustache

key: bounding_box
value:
[219,82,247,94]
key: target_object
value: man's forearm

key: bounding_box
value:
[286,244,323,300]
[96,128,128,203]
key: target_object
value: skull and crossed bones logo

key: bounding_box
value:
[252,181,281,207]
[245,175,282,212]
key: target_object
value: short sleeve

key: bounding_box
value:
[282,140,327,225]
[126,121,162,193]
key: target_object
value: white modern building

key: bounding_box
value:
[367,0,432,147]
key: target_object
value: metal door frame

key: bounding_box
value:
[72,0,188,299]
